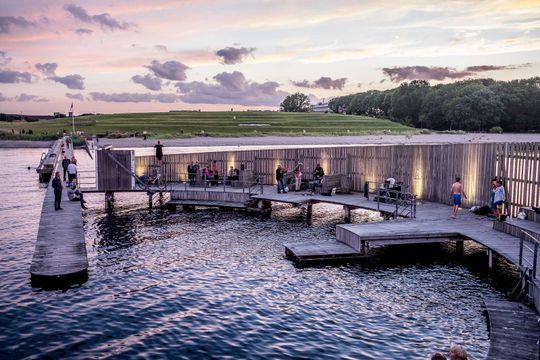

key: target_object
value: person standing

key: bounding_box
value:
[61,155,71,181]
[67,160,78,184]
[276,165,286,193]
[450,177,467,219]
[493,179,506,221]
[52,171,63,211]
[294,163,303,192]
[154,140,164,166]
[212,160,219,186]
[187,162,195,186]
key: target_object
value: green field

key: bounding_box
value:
[0,112,414,140]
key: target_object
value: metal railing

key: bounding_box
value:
[519,230,540,279]
[376,188,417,218]
[142,171,264,196]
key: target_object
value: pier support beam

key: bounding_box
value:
[305,203,313,225]
[258,200,272,219]
[105,191,114,211]
[343,205,351,223]
[455,240,464,255]
[148,193,153,209]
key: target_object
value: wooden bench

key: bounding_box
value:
[320,175,351,194]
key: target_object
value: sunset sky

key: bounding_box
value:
[1,0,539,114]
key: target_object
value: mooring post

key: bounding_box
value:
[343,205,351,223]
[488,249,493,270]
[305,203,313,225]
[259,200,272,218]
[105,191,114,211]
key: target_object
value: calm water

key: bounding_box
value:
[0,148,519,359]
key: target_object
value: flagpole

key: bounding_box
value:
[71,103,75,134]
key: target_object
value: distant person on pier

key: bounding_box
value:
[448,345,468,360]
[61,155,71,181]
[450,177,467,219]
[276,165,286,193]
[154,140,164,166]
[293,163,303,191]
[187,162,196,186]
[212,160,219,186]
[489,177,498,215]
[311,163,325,192]
[202,165,210,183]
[67,160,78,184]
[52,171,63,211]
[67,182,88,209]
[313,163,325,180]
[493,179,506,221]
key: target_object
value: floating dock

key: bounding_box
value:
[484,299,539,359]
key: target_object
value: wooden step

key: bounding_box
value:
[493,218,540,241]
[520,207,540,224]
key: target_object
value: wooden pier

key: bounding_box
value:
[484,299,539,359]
[30,138,88,283]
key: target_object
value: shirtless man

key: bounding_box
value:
[450,177,467,219]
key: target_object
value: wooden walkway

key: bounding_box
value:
[30,139,88,281]
[484,300,539,359]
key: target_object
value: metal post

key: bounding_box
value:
[519,238,524,267]
[533,242,538,279]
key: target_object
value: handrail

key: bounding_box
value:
[519,229,539,278]
[376,188,417,218]
[105,150,150,192]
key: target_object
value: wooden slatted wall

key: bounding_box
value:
[496,143,540,216]
[134,142,538,212]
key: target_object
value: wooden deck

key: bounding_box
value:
[252,188,404,217]
[484,300,539,359]
[30,139,88,281]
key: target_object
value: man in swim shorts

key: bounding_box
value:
[450,177,467,219]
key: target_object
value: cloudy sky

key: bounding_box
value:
[1,0,539,114]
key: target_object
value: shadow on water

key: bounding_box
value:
[30,270,89,291]
[292,241,522,300]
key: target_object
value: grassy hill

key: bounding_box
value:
[0,111,414,140]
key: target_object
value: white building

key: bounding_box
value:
[310,102,330,113]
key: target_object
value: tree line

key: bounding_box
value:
[328,77,540,132]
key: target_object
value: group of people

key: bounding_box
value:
[51,141,87,211]
[431,344,469,360]
[186,160,244,186]
[450,176,506,219]
[275,163,325,193]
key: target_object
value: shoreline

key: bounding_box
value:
[1,133,539,149]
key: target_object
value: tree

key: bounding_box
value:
[280,93,311,112]
[329,77,540,132]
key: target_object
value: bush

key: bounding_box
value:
[489,126,503,134]
[420,128,432,134]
